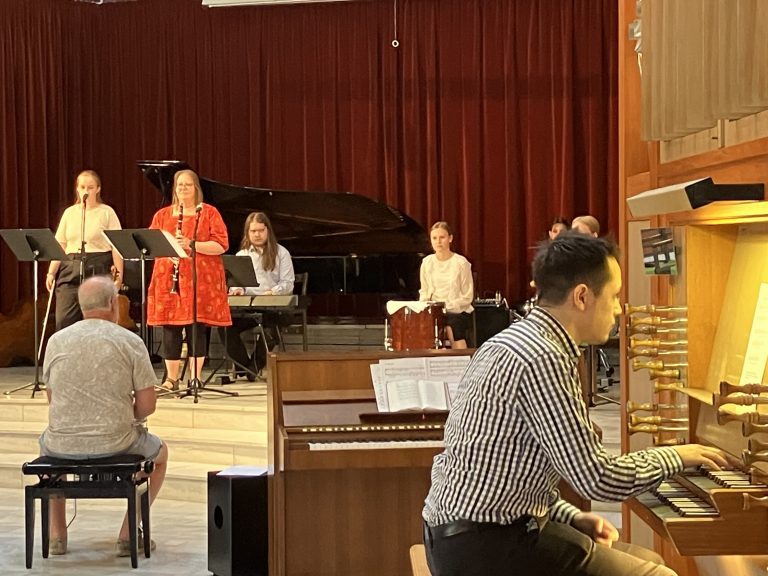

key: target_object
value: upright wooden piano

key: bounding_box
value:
[265,349,473,576]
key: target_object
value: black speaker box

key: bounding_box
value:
[208,471,268,576]
[474,306,512,347]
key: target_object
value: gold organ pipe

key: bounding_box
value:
[653,381,687,392]
[629,316,688,328]
[720,382,768,397]
[633,359,687,372]
[653,435,686,446]
[630,414,689,426]
[629,325,687,336]
[628,424,688,435]
[624,304,688,315]
[629,338,688,349]
[626,401,686,413]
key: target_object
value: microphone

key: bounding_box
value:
[195,203,203,214]
[82,193,89,203]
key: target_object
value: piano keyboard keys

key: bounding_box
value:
[652,480,719,517]
[308,440,445,451]
[296,423,444,434]
[706,470,768,489]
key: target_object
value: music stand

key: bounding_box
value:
[206,256,263,384]
[222,255,260,290]
[103,229,186,349]
[0,229,66,397]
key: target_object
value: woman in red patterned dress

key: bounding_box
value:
[147,169,231,390]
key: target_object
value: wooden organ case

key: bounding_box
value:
[623,202,768,573]
[265,349,472,576]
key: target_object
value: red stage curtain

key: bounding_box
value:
[0,0,617,314]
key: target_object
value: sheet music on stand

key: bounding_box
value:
[102,228,187,347]
[102,229,187,260]
[370,355,471,412]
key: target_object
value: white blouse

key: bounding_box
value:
[55,203,121,254]
[419,253,474,314]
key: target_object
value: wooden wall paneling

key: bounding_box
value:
[283,467,431,576]
[659,125,721,164]
[698,223,768,391]
[619,0,650,179]
[724,110,768,148]
[679,225,737,391]
[656,137,768,189]
[654,533,699,576]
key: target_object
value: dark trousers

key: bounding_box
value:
[423,519,675,576]
[54,252,114,331]
[223,315,279,372]
[445,312,471,342]
[161,324,210,360]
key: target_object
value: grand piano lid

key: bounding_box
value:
[138,160,429,256]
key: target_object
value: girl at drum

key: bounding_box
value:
[418,221,474,349]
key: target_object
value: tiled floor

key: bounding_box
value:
[0,491,210,575]
[586,382,623,530]
[0,365,243,576]
[0,363,624,575]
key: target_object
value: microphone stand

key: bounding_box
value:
[79,194,88,283]
[185,207,203,403]
[180,205,237,403]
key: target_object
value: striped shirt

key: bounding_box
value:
[423,307,683,527]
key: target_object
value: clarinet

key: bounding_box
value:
[170,205,184,294]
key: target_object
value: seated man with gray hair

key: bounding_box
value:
[39,275,168,558]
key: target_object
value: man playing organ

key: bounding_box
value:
[422,232,738,576]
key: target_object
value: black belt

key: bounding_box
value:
[426,515,545,540]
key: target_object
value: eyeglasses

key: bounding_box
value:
[177,182,195,188]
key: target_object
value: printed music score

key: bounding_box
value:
[739,282,768,385]
[370,355,471,412]
[385,380,450,412]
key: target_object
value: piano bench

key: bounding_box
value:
[410,544,433,576]
[22,454,154,569]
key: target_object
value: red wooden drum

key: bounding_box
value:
[388,302,445,351]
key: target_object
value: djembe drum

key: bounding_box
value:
[388,302,446,351]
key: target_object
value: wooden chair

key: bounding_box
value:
[22,454,154,569]
[410,543,433,576]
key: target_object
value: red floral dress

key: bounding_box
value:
[147,204,232,327]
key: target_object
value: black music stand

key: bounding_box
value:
[0,229,66,397]
[206,256,263,384]
[221,255,258,290]
[103,229,186,349]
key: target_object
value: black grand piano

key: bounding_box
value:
[137,160,429,318]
